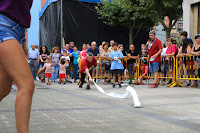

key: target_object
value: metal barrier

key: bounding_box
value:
[78,58,138,82]
[137,56,176,87]
[78,55,200,87]
[172,55,200,87]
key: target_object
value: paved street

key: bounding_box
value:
[1,80,200,133]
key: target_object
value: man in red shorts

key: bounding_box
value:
[79,52,97,90]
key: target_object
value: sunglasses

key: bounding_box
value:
[195,34,200,39]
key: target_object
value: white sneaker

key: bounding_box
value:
[36,77,40,81]
[11,85,17,92]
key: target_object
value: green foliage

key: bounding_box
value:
[96,0,155,29]
[135,0,183,39]
[95,0,156,45]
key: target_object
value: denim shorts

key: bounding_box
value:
[39,63,44,68]
[150,62,160,73]
[0,14,26,46]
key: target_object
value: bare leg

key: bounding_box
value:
[47,77,50,84]
[154,71,159,84]
[41,70,44,80]
[0,65,12,101]
[113,74,116,84]
[117,74,121,84]
[0,40,34,133]
[67,75,70,81]
[36,67,42,77]
[129,73,132,81]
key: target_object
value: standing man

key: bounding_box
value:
[79,52,97,90]
[127,45,139,84]
[28,44,39,80]
[87,41,100,59]
[180,31,193,46]
[147,31,162,88]
[87,41,99,80]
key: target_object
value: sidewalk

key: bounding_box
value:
[0,80,200,133]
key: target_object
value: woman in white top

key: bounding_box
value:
[159,42,168,85]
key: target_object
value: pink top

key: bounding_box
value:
[44,63,52,74]
[59,64,67,74]
[166,44,178,55]
[80,50,87,58]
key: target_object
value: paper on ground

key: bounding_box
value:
[93,80,141,108]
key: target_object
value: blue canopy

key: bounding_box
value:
[39,0,101,18]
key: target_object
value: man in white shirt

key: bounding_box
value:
[28,44,39,80]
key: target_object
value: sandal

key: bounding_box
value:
[47,83,51,85]
[189,84,197,88]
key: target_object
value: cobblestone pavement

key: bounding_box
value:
[1,80,200,133]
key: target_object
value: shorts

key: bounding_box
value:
[141,63,148,74]
[111,69,122,75]
[150,62,160,73]
[59,73,65,79]
[45,73,51,78]
[104,62,111,72]
[127,63,136,73]
[39,63,44,68]
[0,14,26,46]
[66,66,70,75]
[97,63,104,70]
[158,60,169,72]
[165,60,169,71]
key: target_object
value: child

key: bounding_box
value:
[109,42,124,88]
[61,51,71,83]
[138,50,148,84]
[59,58,67,84]
[40,57,55,85]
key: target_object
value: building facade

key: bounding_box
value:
[183,0,200,40]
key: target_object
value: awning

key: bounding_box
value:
[39,0,101,18]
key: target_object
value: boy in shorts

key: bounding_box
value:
[109,42,124,88]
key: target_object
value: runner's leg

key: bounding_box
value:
[0,40,34,133]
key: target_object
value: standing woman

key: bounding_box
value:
[80,44,87,58]
[0,1,34,132]
[191,34,200,86]
[50,46,61,82]
[36,46,50,82]
[101,42,111,84]
[177,38,193,87]
[72,46,80,83]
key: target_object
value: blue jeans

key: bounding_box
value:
[50,65,59,82]
[150,62,160,73]
[0,14,26,46]
[29,59,38,80]
[74,64,78,81]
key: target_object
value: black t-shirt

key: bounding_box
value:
[140,53,148,65]
[39,53,49,63]
[122,50,127,56]
[127,50,138,64]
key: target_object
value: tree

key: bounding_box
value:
[95,0,155,45]
[136,0,183,39]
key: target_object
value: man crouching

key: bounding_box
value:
[79,52,97,90]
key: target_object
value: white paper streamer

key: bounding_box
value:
[93,80,141,108]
